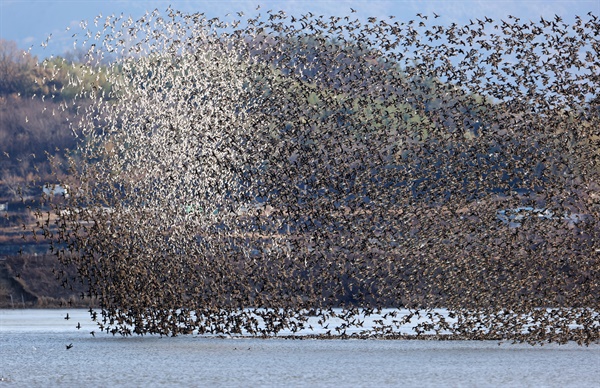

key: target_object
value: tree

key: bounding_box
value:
[1,169,22,199]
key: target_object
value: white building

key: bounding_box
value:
[43,184,69,198]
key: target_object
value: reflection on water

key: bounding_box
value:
[1,309,599,387]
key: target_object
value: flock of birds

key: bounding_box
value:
[30,7,598,345]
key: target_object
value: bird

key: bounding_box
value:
[26,5,599,346]
[66,343,73,350]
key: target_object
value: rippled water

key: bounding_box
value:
[1,309,598,387]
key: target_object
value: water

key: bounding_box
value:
[1,310,599,387]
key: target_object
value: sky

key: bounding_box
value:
[1,0,599,58]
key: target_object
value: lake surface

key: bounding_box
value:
[1,309,599,387]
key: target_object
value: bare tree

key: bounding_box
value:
[1,169,22,199]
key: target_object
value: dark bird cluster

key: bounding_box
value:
[30,7,599,345]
